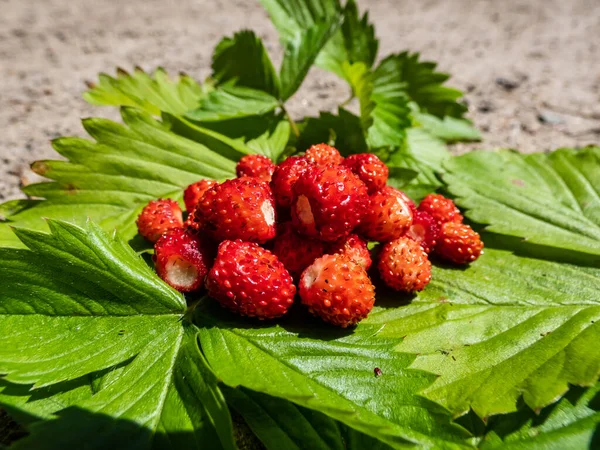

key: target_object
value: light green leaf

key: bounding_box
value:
[377,53,467,118]
[211,30,280,96]
[196,302,471,450]
[83,67,205,116]
[415,112,481,143]
[246,119,291,162]
[481,384,600,449]
[279,20,341,101]
[385,128,449,202]
[226,387,393,450]
[258,0,341,42]
[0,107,239,248]
[367,247,600,418]
[443,147,600,263]
[343,59,412,150]
[0,221,235,450]
[316,0,378,78]
[0,220,184,387]
[185,85,280,122]
[10,327,236,450]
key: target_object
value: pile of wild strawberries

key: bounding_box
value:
[136,144,483,328]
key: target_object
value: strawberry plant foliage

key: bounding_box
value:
[1,0,599,449]
[0,221,235,449]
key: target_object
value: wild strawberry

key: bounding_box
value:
[291,164,369,242]
[271,222,325,279]
[304,143,344,166]
[406,210,440,253]
[236,154,276,182]
[378,237,431,292]
[299,254,375,327]
[270,156,313,209]
[418,194,463,225]
[341,153,388,193]
[358,186,413,242]
[153,228,213,292]
[327,234,372,270]
[188,177,276,243]
[436,222,483,264]
[206,240,296,319]
[136,199,183,242]
[183,179,217,213]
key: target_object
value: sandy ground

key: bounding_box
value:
[1,0,599,203]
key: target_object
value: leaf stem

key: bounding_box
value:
[280,103,300,138]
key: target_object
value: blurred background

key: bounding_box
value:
[1,0,599,202]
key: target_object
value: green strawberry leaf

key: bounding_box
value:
[481,384,600,449]
[0,220,184,386]
[196,301,471,450]
[368,247,600,419]
[443,147,600,263]
[9,327,236,450]
[185,85,280,122]
[279,19,341,101]
[385,128,449,202]
[415,112,481,143]
[0,107,239,248]
[297,108,368,155]
[0,221,235,450]
[83,67,205,116]
[316,0,378,78]
[211,30,280,97]
[225,387,394,450]
[378,53,467,119]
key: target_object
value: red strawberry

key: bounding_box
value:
[305,143,344,166]
[183,179,217,213]
[358,186,413,242]
[206,240,296,319]
[406,210,440,253]
[342,153,388,193]
[136,199,183,242]
[153,228,213,292]
[378,237,432,292]
[327,234,372,270]
[236,154,276,182]
[418,194,463,225]
[299,253,375,327]
[291,164,369,242]
[270,156,313,209]
[188,177,276,243]
[436,222,483,264]
[271,222,325,279]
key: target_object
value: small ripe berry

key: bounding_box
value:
[436,222,484,264]
[327,234,372,270]
[406,210,441,253]
[236,154,276,182]
[358,186,413,242]
[136,199,183,242]
[418,194,463,225]
[378,237,432,292]
[183,179,217,213]
[299,254,375,327]
[206,240,296,319]
[271,222,325,279]
[270,156,313,209]
[342,153,389,193]
[188,177,276,243]
[292,164,369,242]
[153,228,213,292]
[304,143,344,166]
